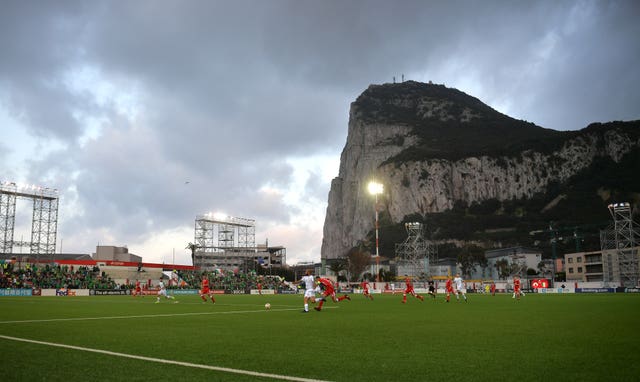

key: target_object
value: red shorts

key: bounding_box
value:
[201,287,210,294]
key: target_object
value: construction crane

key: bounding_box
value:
[529,221,609,253]
[529,221,609,286]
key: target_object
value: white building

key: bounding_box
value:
[472,246,542,280]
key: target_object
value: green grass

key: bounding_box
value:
[1,293,639,381]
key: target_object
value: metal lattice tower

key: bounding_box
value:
[603,203,639,287]
[0,188,17,254]
[395,222,438,277]
[194,214,255,268]
[0,182,59,256]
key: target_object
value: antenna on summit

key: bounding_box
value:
[402,74,405,82]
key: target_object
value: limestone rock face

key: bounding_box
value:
[321,82,640,260]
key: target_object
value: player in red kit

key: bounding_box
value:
[445,276,454,302]
[401,275,424,303]
[513,276,521,300]
[361,280,374,300]
[490,281,496,296]
[133,280,142,297]
[200,276,215,304]
[314,276,350,311]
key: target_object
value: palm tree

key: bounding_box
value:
[186,242,199,266]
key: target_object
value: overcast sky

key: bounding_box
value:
[1,0,639,265]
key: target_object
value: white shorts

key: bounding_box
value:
[304,289,316,298]
[158,289,167,297]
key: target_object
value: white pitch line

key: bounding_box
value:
[0,306,337,324]
[0,334,332,382]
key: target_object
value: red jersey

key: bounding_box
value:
[446,278,453,292]
[404,277,414,292]
[135,281,141,291]
[361,281,369,292]
[514,279,521,292]
[201,278,210,293]
[318,278,335,294]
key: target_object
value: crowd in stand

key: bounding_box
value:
[169,270,289,291]
[0,263,117,289]
[1,262,290,291]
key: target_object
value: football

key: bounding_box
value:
[264,303,271,310]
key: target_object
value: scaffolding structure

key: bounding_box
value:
[601,202,640,287]
[395,222,438,278]
[0,182,59,257]
[194,213,256,270]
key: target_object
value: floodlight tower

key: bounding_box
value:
[395,222,438,278]
[607,202,639,287]
[0,182,59,257]
[0,182,17,254]
[193,213,256,268]
[368,181,383,282]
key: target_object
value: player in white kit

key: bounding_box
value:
[453,273,468,302]
[155,279,177,303]
[299,269,317,313]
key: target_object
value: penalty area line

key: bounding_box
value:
[0,334,333,382]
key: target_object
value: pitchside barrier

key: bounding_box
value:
[3,287,639,297]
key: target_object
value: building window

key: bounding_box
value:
[577,257,582,263]
[578,267,583,273]
[568,258,573,263]
[569,268,574,273]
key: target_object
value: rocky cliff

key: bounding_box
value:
[321,81,640,260]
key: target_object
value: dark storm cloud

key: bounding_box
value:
[2,0,639,260]
[0,1,92,139]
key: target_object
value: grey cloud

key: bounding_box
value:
[2,0,639,260]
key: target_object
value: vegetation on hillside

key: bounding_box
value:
[349,81,640,262]
[354,82,640,162]
[363,146,640,261]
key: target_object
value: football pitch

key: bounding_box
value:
[1,293,639,381]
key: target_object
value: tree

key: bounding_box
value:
[509,261,527,277]
[495,259,510,279]
[328,259,347,281]
[537,261,547,276]
[186,243,199,266]
[346,248,371,282]
[378,267,397,282]
[457,244,486,278]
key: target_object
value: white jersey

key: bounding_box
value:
[454,277,465,291]
[301,275,316,291]
[301,275,316,298]
[158,281,167,296]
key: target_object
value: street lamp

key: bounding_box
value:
[368,181,384,283]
